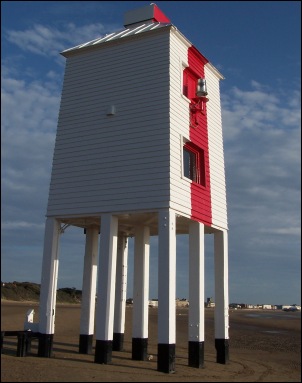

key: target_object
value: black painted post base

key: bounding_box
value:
[25,336,32,354]
[1,331,4,353]
[113,332,124,351]
[16,332,27,357]
[157,343,175,373]
[94,340,112,364]
[79,334,93,354]
[188,341,204,368]
[132,338,148,360]
[215,338,230,364]
[38,334,54,357]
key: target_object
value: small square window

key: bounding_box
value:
[183,68,198,100]
[183,142,206,186]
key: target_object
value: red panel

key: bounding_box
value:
[186,47,212,226]
[183,68,198,100]
[153,4,171,23]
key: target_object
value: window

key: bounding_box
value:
[183,147,197,181]
[183,68,198,100]
[183,142,206,186]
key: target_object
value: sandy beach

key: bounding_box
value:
[1,301,301,382]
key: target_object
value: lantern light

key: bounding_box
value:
[196,78,208,97]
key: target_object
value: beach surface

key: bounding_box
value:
[1,301,301,382]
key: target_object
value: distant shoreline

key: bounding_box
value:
[2,299,298,313]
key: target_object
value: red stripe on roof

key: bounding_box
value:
[153,4,171,23]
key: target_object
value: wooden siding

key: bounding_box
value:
[204,64,228,229]
[169,31,191,218]
[47,30,171,217]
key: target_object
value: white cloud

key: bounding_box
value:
[1,77,59,187]
[261,227,301,236]
[2,221,45,230]
[1,68,61,230]
[222,80,301,141]
[1,76,60,133]
[5,22,119,57]
[222,80,301,283]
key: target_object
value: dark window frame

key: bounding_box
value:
[183,142,206,187]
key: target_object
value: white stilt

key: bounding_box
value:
[188,220,205,367]
[214,229,229,364]
[79,225,99,353]
[113,235,128,351]
[94,214,118,364]
[157,209,176,373]
[38,217,61,357]
[132,226,150,360]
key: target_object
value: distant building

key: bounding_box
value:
[229,303,241,309]
[206,297,215,308]
[263,304,273,310]
[176,299,189,307]
[149,300,159,308]
[246,304,258,309]
[282,304,301,311]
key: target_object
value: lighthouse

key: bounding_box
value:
[37,3,229,373]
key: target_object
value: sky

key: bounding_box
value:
[1,1,301,306]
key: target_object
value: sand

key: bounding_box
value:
[1,301,301,382]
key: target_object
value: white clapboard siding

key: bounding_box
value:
[205,64,228,229]
[168,30,192,217]
[47,28,172,217]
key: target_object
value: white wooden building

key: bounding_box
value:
[37,4,229,373]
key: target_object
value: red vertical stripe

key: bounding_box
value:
[187,47,212,226]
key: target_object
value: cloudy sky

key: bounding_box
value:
[2,1,301,305]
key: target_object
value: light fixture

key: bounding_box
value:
[107,105,116,116]
[196,78,208,97]
[190,78,209,128]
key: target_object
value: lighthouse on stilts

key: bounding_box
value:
[37,3,229,373]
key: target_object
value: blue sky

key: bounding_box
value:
[1,1,301,305]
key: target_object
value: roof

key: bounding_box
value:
[59,4,224,79]
[61,22,172,57]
